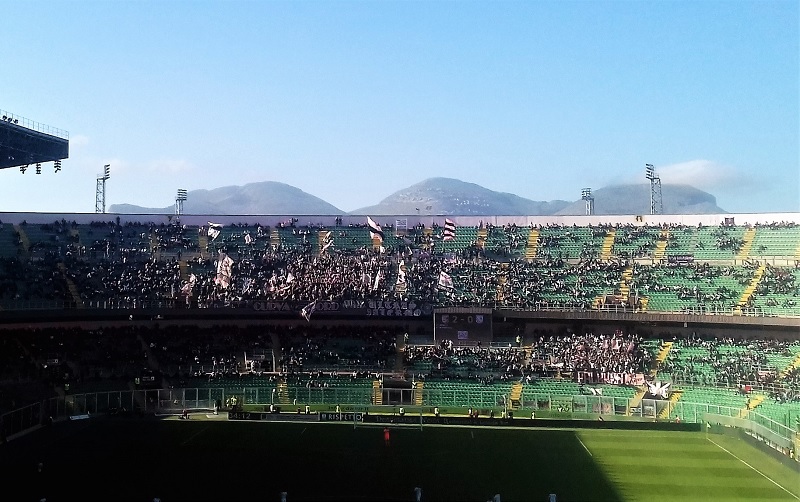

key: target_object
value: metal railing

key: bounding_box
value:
[0,108,69,139]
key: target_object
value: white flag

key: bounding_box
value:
[301,299,318,322]
[208,222,223,241]
[367,216,384,242]
[215,252,234,289]
[438,271,454,289]
[396,259,407,285]
[443,218,456,241]
[244,232,254,245]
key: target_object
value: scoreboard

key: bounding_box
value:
[434,310,493,341]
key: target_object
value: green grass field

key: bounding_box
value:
[0,415,797,501]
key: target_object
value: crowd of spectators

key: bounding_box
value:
[1,220,800,316]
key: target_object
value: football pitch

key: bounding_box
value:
[1,416,798,501]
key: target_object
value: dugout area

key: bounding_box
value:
[1,414,798,502]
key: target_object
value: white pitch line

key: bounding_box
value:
[707,437,799,500]
[181,425,210,446]
[577,436,593,457]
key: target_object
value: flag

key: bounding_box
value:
[367,216,384,242]
[181,273,197,296]
[372,270,382,291]
[301,300,318,322]
[438,271,454,289]
[396,259,407,285]
[321,231,334,253]
[215,252,234,289]
[208,222,223,241]
[443,218,456,241]
[244,232,254,245]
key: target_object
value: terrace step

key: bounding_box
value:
[524,229,540,260]
[734,263,766,313]
[735,227,757,261]
[372,380,383,406]
[277,380,290,405]
[414,381,424,406]
[13,224,30,253]
[651,341,673,377]
[600,230,616,261]
[198,232,209,259]
[509,382,523,410]
[779,352,800,379]
[476,227,487,249]
[269,229,280,249]
[658,389,683,419]
[57,262,84,309]
[653,231,669,261]
[741,394,766,418]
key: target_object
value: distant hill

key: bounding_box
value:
[555,184,726,215]
[111,178,727,216]
[350,177,571,216]
[110,181,342,215]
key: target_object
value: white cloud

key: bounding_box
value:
[656,159,749,191]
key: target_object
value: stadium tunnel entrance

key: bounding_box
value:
[382,378,414,405]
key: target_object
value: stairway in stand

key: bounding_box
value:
[658,389,683,419]
[277,380,290,405]
[618,265,633,303]
[495,263,508,303]
[198,232,209,259]
[735,227,757,262]
[738,394,766,418]
[600,230,616,261]
[653,230,669,262]
[509,382,523,410]
[414,381,424,406]
[13,224,30,254]
[149,232,160,260]
[651,341,673,377]
[269,229,281,250]
[372,380,383,406]
[524,229,539,260]
[734,263,766,314]
[58,262,85,309]
[476,227,487,250]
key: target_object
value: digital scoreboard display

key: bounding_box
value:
[434,311,493,341]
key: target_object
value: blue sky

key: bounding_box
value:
[2,0,797,214]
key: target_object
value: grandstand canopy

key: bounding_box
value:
[0,110,69,170]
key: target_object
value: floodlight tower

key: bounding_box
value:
[645,164,662,215]
[175,188,188,217]
[581,188,594,216]
[95,164,110,213]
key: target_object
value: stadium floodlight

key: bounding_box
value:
[35,163,42,175]
[644,163,662,215]
[175,188,188,217]
[96,164,111,213]
[54,160,62,173]
[581,188,594,215]
[19,164,27,174]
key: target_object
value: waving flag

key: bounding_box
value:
[215,252,234,289]
[208,222,223,241]
[301,299,318,322]
[443,219,456,241]
[244,232,254,245]
[438,271,454,289]
[367,216,384,242]
[396,259,407,285]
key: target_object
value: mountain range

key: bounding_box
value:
[110,177,726,215]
